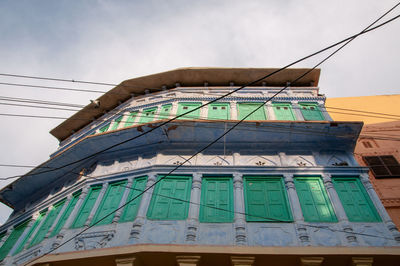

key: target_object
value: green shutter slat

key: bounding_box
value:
[208,103,230,120]
[177,103,201,120]
[332,177,380,222]
[200,177,233,222]
[71,186,102,228]
[294,177,337,222]
[299,103,324,121]
[92,180,127,226]
[99,123,110,133]
[110,115,123,131]
[124,111,138,127]
[147,175,191,220]
[273,103,295,121]
[158,104,172,120]
[237,103,266,120]
[139,107,158,124]
[0,220,30,261]
[28,199,66,247]
[49,191,80,238]
[244,176,292,222]
[120,177,147,222]
[13,211,47,255]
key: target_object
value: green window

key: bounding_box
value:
[139,107,158,124]
[237,103,266,120]
[177,102,201,120]
[0,232,5,244]
[13,210,47,255]
[244,176,292,222]
[158,104,172,120]
[208,103,230,120]
[110,115,123,131]
[200,177,233,223]
[332,177,381,222]
[91,180,127,226]
[124,111,138,128]
[147,175,192,220]
[50,191,81,238]
[299,103,324,121]
[294,177,337,222]
[120,176,148,222]
[28,199,66,247]
[0,219,30,261]
[98,123,110,133]
[71,186,102,228]
[273,103,295,121]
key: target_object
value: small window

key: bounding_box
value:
[183,106,188,110]
[213,107,217,110]
[363,155,400,178]
[221,106,226,110]
[362,141,373,148]
[284,107,288,110]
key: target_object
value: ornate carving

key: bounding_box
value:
[255,161,265,166]
[74,230,115,250]
[297,161,307,167]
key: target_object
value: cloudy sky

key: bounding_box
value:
[0,0,399,223]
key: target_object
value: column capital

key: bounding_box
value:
[233,172,243,182]
[352,257,373,266]
[115,256,137,266]
[147,173,157,183]
[300,257,324,266]
[231,256,255,266]
[322,174,334,189]
[176,255,201,266]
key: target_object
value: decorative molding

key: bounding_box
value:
[231,256,255,266]
[300,257,324,266]
[176,255,201,266]
[74,230,115,250]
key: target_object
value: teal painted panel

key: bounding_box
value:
[91,180,127,226]
[29,199,66,247]
[13,210,47,255]
[243,176,292,222]
[120,176,147,222]
[0,220,30,261]
[199,177,233,222]
[71,186,102,228]
[99,123,110,133]
[124,111,138,127]
[177,102,201,120]
[299,103,324,121]
[50,191,80,237]
[332,177,381,222]
[273,103,295,121]
[139,107,158,124]
[208,103,230,120]
[237,103,266,120]
[147,175,192,220]
[110,115,123,131]
[158,104,172,120]
[294,177,337,222]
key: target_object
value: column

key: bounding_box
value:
[283,174,309,245]
[170,102,179,119]
[319,103,333,121]
[233,173,247,245]
[186,173,202,242]
[113,178,134,224]
[230,101,238,120]
[322,173,358,245]
[266,104,275,120]
[292,101,304,121]
[360,174,400,242]
[45,195,73,239]
[176,255,201,266]
[200,101,208,120]
[300,257,324,266]
[85,183,109,226]
[63,186,89,230]
[115,256,137,266]
[130,173,157,240]
[231,256,255,266]
[352,257,373,266]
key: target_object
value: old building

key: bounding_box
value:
[0,68,399,266]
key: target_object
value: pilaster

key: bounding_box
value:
[266,104,275,120]
[319,104,333,121]
[230,101,238,120]
[233,173,247,245]
[231,256,255,266]
[176,255,201,266]
[170,102,178,119]
[186,173,202,242]
[62,186,89,230]
[200,101,208,120]
[300,257,324,266]
[292,101,304,121]
[115,256,137,266]
[352,257,373,266]
[113,178,134,224]
[45,195,73,239]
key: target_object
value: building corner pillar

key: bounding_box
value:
[233,173,247,245]
[185,173,202,243]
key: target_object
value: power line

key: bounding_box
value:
[0,82,108,94]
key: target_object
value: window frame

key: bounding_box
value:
[237,102,267,121]
[272,103,296,121]
[363,155,400,178]
[298,102,324,121]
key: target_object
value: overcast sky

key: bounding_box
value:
[0,0,399,223]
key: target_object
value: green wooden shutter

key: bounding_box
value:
[244,176,292,222]
[110,115,123,131]
[299,103,324,121]
[124,111,138,127]
[50,191,81,238]
[273,103,295,121]
[147,175,192,220]
[91,180,127,226]
[28,199,66,247]
[99,123,110,133]
[199,177,233,222]
[237,103,266,120]
[208,103,230,120]
[177,103,202,120]
[120,176,148,222]
[332,177,380,222]
[139,107,158,124]
[158,104,172,120]
[0,219,30,261]
[294,177,337,222]
[13,210,47,255]
[71,186,102,228]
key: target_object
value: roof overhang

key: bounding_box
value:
[50,68,321,141]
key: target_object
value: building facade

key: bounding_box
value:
[0,68,399,265]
